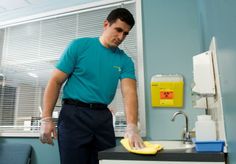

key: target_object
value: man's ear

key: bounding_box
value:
[103,20,110,29]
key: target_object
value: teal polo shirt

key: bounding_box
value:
[56,37,136,104]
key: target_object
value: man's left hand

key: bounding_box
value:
[124,123,145,149]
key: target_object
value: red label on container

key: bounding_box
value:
[160,91,174,99]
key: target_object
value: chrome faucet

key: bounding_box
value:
[171,111,192,144]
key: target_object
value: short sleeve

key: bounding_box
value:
[56,40,79,74]
[120,56,136,80]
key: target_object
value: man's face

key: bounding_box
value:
[102,19,131,48]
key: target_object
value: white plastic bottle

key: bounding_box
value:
[195,115,217,141]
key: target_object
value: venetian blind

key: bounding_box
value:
[0,2,144,137]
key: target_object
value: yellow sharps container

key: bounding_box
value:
[151,74,184,107]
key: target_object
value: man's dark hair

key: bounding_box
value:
[106,8,135,28]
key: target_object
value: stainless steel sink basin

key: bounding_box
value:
[148,140,195,150]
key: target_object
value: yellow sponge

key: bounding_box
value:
[120,138,163,155]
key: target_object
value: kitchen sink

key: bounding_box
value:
[148,140,195,150]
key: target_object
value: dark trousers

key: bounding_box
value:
[57,104,116,164]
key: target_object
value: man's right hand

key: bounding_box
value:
[39,117,57,145]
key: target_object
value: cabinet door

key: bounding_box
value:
[100,160,225,164]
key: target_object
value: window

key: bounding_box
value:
[0,1,145,137]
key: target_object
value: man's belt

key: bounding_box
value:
[62,99,107,109]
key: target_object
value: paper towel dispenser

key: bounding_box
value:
[192,51,215,95]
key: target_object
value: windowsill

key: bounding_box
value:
[0,132,40,137]
[2,132,122,137]
[0,130,145,137]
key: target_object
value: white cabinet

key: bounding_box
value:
[100,160,225,164]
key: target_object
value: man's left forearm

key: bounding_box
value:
[121,78,144,148]
[121,78,139,125]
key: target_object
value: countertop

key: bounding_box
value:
[98,145,227,162]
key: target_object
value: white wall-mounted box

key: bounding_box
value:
[192,51,215,95]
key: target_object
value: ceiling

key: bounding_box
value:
[0,0,96,16]
[0,0,98,24]
[0,0,40,12]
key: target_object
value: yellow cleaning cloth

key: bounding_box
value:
[120,138,163,155]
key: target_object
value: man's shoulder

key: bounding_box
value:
[114,48,134,65]
[68,37,98,52]
[115,47,131,59]
[72,37,97,45]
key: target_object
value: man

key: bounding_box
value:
[40,8,144,164]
